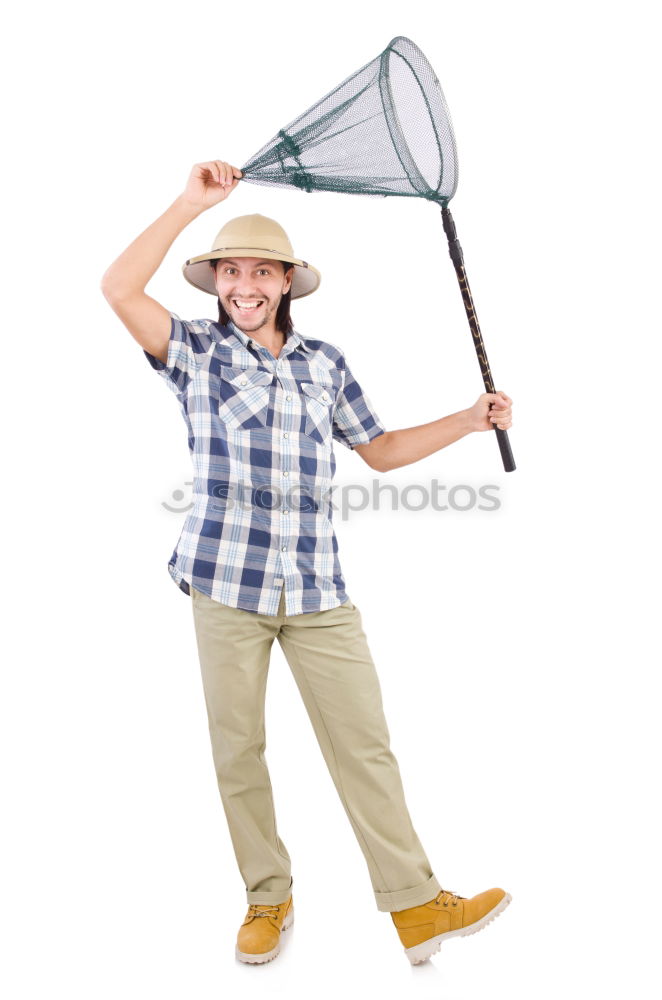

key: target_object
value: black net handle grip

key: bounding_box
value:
[440,206,516,473]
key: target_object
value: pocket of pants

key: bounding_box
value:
[217,366,273,431]
[301,380,334,445]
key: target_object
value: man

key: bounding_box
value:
[101,159,514,966]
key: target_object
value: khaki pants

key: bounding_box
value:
[190,582,442,912]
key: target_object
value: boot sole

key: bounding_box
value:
[405,892,512,966]
[235,903,294,965]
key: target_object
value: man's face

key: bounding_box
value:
[214,256,293,334]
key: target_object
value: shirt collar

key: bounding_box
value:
[226,320,311,355]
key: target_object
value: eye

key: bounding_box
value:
[224,266,236,275]
[258,268,270,275]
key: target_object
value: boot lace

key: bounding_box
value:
[247,903,282,919]
[434,888,465,907]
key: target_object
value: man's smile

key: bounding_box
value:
[232,299,265,313]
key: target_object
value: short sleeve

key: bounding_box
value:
[332,356,387,450]
[143,312,214,394]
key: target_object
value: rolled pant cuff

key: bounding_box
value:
[374,873,443,913]
[246,877,293,905]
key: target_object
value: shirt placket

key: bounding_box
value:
[243,333,301,615]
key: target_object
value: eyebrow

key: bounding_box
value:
[219,259,276,268]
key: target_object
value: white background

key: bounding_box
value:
[2,1,660,997]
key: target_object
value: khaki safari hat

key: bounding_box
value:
[182,213,321,299]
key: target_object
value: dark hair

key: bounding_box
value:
[211,259,295,336]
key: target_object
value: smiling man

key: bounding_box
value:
[101,158,513,967]
[215,255,292,339]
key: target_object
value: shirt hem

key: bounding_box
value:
[166,559,348,617]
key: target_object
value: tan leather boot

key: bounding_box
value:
[391,886,511,965]
[235,895,294,964]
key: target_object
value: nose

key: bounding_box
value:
[233,281,264,296]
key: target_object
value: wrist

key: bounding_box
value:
[458,408,475,435]
[173,193,207,222]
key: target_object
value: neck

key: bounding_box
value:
[251,330,286,359]
[235,320,287,360]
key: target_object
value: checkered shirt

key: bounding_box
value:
[143,313,387,615]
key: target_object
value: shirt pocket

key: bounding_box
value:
[217,366,274,431]
[301,380,335,446]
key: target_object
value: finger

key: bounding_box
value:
[203,161,222,184]
[214,160,228,185]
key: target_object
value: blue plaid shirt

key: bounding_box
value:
[143,313,386,615]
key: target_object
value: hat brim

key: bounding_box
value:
[182,248,321,299]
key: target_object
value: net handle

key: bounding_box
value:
[441,205,516,473]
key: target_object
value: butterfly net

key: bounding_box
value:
[240,36,458,205]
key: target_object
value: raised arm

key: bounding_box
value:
[100,160,243,363]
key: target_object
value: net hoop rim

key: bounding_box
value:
[383,35,459,203]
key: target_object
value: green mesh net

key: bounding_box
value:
[240,35,458,205]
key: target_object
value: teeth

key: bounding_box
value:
[234,300,262,309]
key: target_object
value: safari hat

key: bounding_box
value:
[182,213,321,299]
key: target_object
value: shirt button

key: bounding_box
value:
[240,378,247,385]
[282,509,289,515]
[281,545,287,551]
[283,470,289,477]
[321,391,328,401]
[283,432,289,439]
[286,394,292,401]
